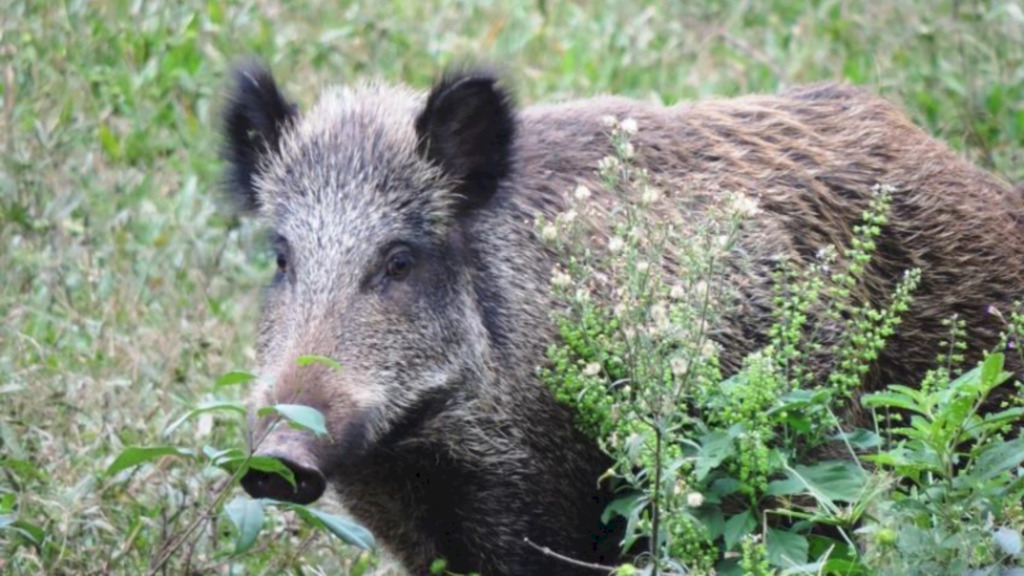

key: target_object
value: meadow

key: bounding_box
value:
[2,0,1023,574]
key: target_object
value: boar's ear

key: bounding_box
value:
[415,70,515,211]
[221,61,297,213]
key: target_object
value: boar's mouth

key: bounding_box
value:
[376,386,453,448]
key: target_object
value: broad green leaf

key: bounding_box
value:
[601,492,645,524]
[972,437,1024,481]
[767,527,809,568]
[296,506,375,549]
[215,371,256,388]
[980,352,1005,387]
[164,401,246,437]
[297,355,343,371]
[723,510,755,551]
[695,427,740,481]
[829,428,882,450]
[861,392,922,413]
[246,456,297,488]
[694,505,725,541]
[781,461,869,503]
[258,404,328,437]
[106,446,193,476]
[224,497,264,554]
[7,518,45,545]
[710,477,741,497]
[716,558,741,576]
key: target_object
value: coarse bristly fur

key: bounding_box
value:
[219,62,1024,575]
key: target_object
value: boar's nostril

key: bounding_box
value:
[240,457,326,505]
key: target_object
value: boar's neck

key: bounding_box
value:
[335,380,623,575]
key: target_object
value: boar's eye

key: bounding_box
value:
[272,234,290,281]
[385,248,414,281]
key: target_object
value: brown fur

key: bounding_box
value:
[222,68,1024,575]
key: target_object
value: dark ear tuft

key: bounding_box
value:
[221,61,297,213]
[415,69,516,211]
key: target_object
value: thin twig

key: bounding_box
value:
[522,537,617,574]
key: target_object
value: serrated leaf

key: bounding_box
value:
[297,355,343,371]
[695,428,739,481]
[724,510,755,551]
[767,527,809,568]
[164,401,246,437]
[215,371,256,388]
[296,506,375,549]
[224,497,264,554]
[106,446,193,476]
[257,404,328,437]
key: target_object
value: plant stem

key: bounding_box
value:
[651,424,662,576]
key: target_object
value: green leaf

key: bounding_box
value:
[106,446,193,476]
[694,505,725,541]
[981,352,1005,387]
[710,477,741,497]
[97,123,121,159]
[771,461,869,503]
[297,355,343,371]
[246,456,297,488]
[224,497,264,554]
[4,518,45,545]
[215,371,256,388]
[163,401,246,437]
[202,445,244,465]
[0,457,47,482]
[861,392,923,413]
[724,510,755,551]
[257,404,328,437]
[767,527,809,568]
[695,428,739,481]
[601,492,645,524]
[972,437,1024,481]
[829,428,882,450]
[296,507,375,549]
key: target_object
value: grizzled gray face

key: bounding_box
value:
[221,63,515,504]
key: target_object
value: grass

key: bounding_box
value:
[1,0,1022,573]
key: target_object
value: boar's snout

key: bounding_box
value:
[241,430,326,505]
